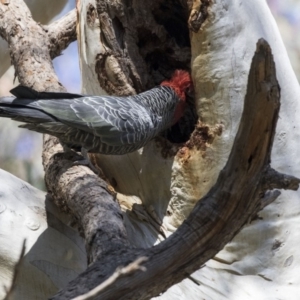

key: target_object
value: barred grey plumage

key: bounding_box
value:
[0,83,186,155]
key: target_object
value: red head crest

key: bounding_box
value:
[160,70,193,101]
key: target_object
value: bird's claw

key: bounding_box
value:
[72,158,100,175]
[71,147,100,175]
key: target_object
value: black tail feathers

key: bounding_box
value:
[0,106,54,123]
[10,85,83,100]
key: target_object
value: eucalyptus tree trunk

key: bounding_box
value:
[0,0,300,300]
[74,0,300,299]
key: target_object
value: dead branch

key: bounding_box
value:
[261,167,300,191]
[72,257,148,300]
[45,9,77,59]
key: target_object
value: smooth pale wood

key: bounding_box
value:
[177,1,300,299]
[0,169,86,300]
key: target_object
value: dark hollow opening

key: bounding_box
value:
[161,92,198,144]
[146,0,196,143]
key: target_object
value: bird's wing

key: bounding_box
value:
[34,95,154,146]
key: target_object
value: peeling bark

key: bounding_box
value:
[188,0,211,32]
[81,0,191,93]
[80,0,199,235]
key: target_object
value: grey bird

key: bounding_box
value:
[0,70,192,155]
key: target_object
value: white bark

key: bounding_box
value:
[0,169,86,300]
[1,0,300,299]
[158,1,300,299]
